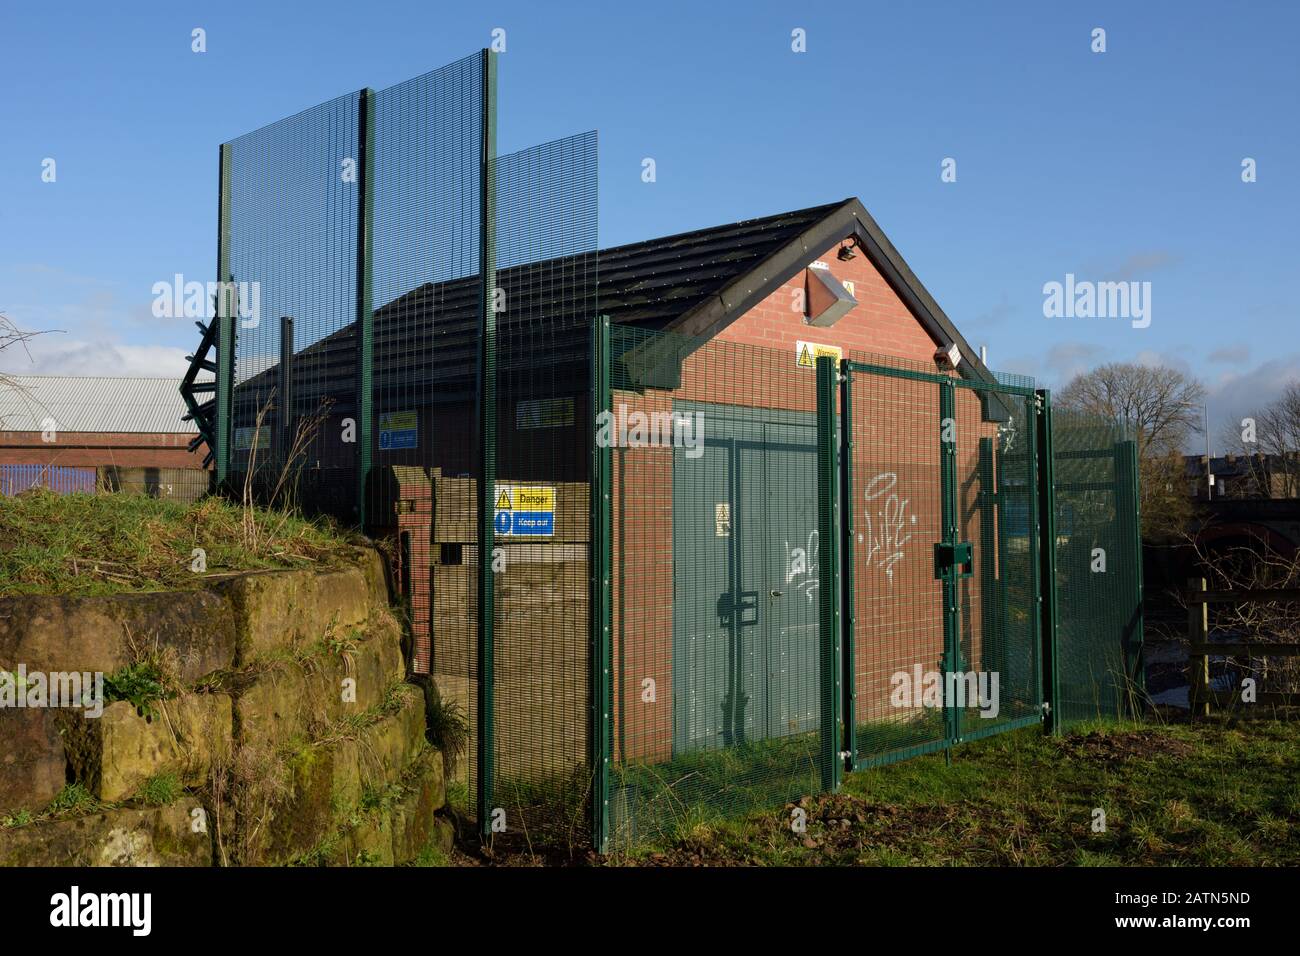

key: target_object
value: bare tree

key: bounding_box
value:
[1218,381,1300,498]
[1056,362,1206,456]
[1179,530,1300,702]
[1057,362,1206,538]
[0,311,48,391]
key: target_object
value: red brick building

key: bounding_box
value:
[0,376,210,499]
[246,198,1015,774]
[598,200,1010,762]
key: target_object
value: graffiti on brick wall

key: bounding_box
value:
[863,472,916,584]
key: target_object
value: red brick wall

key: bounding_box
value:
[0,431,206,468]
[612,235,997,763]
[713,243,942,363]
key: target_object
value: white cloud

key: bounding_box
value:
[999,340,1109,387]
[0,335,193,378]
[1205,354,1300,421]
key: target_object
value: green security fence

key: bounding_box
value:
[1047,407,1145,727]
[590,340,1141,849]
[840,354,1044,770]
[207,49,601,849]
[602,327,839,848]
[199,50,1141,855]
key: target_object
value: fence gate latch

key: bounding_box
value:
[933,540,973,579]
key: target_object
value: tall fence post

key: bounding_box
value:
[977,437,1001,678]
[278,316,294,467]
[815,355,843,792]
[838,363,856,773]
[590,314,612,852]
[215,143,233,488]
[939,376,958,751]
[1035,389,1060,734]
[475,48,498,844]
[1115,439,1145,712]
[355,88,375,527]
[1188,577,1210,717]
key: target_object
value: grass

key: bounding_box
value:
[139,772,182,807]
[606,717,1299,866]
[410,840,451,867]
[418,679,469,767]
[0,488,361,597]
[606,710,1043,849]
[611,733,823,848]
[43,783,100,817]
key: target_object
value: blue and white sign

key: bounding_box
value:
[378,410,418,450]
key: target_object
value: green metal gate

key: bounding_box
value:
[597,340,1141,851]
[604,328,838,849]
[839,355,1044,769]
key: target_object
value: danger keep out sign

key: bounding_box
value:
[493,485,556,537]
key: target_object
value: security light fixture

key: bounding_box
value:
[804,265,858,327]
[836,238,858,261]
[934,341,962,369]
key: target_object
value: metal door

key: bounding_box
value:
[671,405,819,753]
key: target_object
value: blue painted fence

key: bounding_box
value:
[0,464,98,497]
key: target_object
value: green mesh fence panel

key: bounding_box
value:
[484,132,598,847]
[844,353,1042,766]
[607,326,835,848]
[360,52,489,828]
[216,52,492,832]
[213,52,609,850]
[1052,411,1143,726]
[844,355,948,764]
[223,91,362,520]
[954,383,1041,742]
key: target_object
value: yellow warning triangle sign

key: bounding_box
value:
[798,344,814,368]
[495,489,512,510]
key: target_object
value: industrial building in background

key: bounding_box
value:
[0,375,211,500]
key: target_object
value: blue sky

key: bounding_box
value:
[1,0,1296,447]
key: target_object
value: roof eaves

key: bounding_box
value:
[661,197,1003,395]
[664,198,860,341]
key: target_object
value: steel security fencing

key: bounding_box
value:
[199,50,1143,853]
[840,354,1043,769]
[604,327,838,848]
[1047,408,1144,727]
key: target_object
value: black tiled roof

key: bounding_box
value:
[594,200,845,326]
[236,200,851,408]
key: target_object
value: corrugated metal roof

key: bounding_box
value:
[0,376,201,434]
